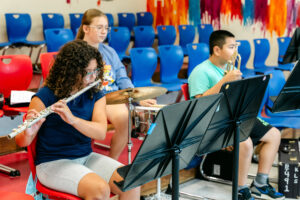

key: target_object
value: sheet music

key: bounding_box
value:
[10,90,35,105]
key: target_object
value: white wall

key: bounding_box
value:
[0,0,147,55]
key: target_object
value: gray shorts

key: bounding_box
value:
[36,152,122,196]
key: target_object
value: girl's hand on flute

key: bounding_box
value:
[51,100,78,126]
[25,109,45,137]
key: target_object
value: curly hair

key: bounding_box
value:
[45,40,104,99]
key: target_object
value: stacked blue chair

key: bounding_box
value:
[44,28,74,52]
[5,13,45,67]
[106,13,114,27]
[41,13,64,33]
[136,12,153,26]
[133,26,155,47]
[178,25,195,56]
[236,40,256,77]
[257,72,300,129]
[117,13,135,31]
[157,25,176,46]
[264,70,300,117]
[198,24,213,45]
[69,13,83,36]
[130,47,160,87]
[186,43,209,76]
[277,37,294,71]
[108,27,130,60]
[253,38,282,73]
[158,45,186,91]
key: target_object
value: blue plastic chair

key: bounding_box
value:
[157,25,176,46]
[136,12,153,26]
[277,37,294,71]
[5,13,45,46]
[158,45,186,91]
[106,13,114,27]
[44,28,74,52]
[198,24,213,45]
[117,13,135,31]
[186,43,209,76]
[133,26,155,47]
[236,40,256,77]
[258,80,300,129]
[264,70,300,117]
[178,25,195,56]
[5,13,45,67]
[69,13,83,36]
[108,27,130,60]
[253,38,280,73]
[130,47,160,87]
[41,13,64,33]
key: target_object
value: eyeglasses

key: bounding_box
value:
[88,25,111,32]
[84,68,100,81]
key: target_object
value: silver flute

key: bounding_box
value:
[7,79,101,139]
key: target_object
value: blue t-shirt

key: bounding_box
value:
[188,59,225,99]
[99,43,134,94]
[34,86,105,165]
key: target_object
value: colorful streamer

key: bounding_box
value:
[286,0,295,36]
[243,0,254,26]
[189,0,201,26]
[220,0,243,23]
[201,0,222,28]
[266,0,287,36]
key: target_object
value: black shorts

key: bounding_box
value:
[249,117,273,145]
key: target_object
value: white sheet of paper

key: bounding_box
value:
[10,90,35,105]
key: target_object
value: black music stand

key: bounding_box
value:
[282,28,300,64]
[268,60,300,113]
[114,93,223,200]
[196,75,270,200]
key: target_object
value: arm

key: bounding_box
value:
[51,96,107,141]
[195,70,242,98]
[15,97,46,147]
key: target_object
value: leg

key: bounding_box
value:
[36,157,110,200]
[257,127,281,174]
[84,152,140,199]
[78,173,110,200]
[109,169,140,200]
[238,137,253,186]
[106,104,129,160]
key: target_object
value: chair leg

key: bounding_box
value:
[33,44,46,70]
[175,90,183,103]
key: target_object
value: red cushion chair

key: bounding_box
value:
[181,83,190,100]
[0,55,33,114]
[40,52,57,81]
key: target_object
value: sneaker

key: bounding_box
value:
[250,180,285,199]
[238,187,255,200]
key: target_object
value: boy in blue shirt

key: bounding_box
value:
[189,30,284,200]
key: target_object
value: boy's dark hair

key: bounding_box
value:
[45,40,104,99]
[209,30,235,55]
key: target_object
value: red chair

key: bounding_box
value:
[0,109,3,117]
[0,191,34,200]
[27,136,81,200]
[40,52,57,81]
[0,55,33,114]
[181,83,190,100]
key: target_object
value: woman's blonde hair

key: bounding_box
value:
[76,8,107,40]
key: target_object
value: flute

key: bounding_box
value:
[7,79,101,139]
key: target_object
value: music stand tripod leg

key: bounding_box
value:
[232,121,241,200]
[128,97,134,164]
